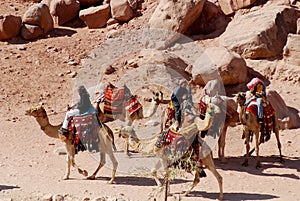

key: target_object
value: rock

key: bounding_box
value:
[128,0,138,10]
[79,4,111,28]
[70,71,77,78]
[192,46,247,85]
[221,5,300,59]
[106,18,118,26]
[41,0,53,8]
[23,3,54,34]
[42,194,53,201]
[110,0,133,22]
[17,45,27,50]
[0,15,22,41]
[148,0,205,46]
[78,0,102,7]
[267,90,300,129]
[21,24,44,40]
[52,194,64,201]
[283,34,300,66]
[219,0,257,15]
[50,0,80,25]
[54,147,67,155]
[104,65,115,74]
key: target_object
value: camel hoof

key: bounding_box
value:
[87,175,96,180]
[107,179,115,184]
[242,162,248,167]
[218,195,224,200]
[82,170,88,177]
[63,175,69,180]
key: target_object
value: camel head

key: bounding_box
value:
[235,92,246,106]
[25,105,47,119]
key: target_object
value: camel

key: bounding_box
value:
[161,95,239,163]
[25,105,118,183]
[96,89,165,126]
[235,92,283,168]
[118,103,223,200]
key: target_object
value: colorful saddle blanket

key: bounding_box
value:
[71,113,100,152]
[246,100,276,142]
[102,83,142,116]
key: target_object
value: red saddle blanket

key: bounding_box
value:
[162,128,202,169]
[72,113,100,148]
[246,100,276,141]
[125,95,142,116]
[199,96,207,119]
[104,83,126,115]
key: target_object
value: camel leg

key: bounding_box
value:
[274,127,283,163]
[218,126,228,163]
[242,128,250,167]
[87,152,105,180]
[183,171,200,196]
[107,151,118,184]
[151,161,163,187]
[63,154,71,180]
[203,155,223,200]
[164,167,171,197]
[255,131,261,168]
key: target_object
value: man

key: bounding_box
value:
[59,85,94,135]
[171,79,191,130]
[246,77,266,124]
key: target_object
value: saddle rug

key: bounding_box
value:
[246,100,275,142]
[71,113,100,153]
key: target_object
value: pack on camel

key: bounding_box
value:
[95,83,164,126]
[235,92,283,168]
[25,105,118,183]
[117,103,223,200]
[161,93,239,163]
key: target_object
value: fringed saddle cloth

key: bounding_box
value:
[157,124,202,168]
[72,113,100,152]
[125,95,142,116]
[246,100,276,142]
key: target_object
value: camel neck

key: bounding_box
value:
[34,116,61,139]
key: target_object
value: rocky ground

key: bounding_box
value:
[1,0,300,201]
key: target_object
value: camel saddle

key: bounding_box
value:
[246,99,276,142]
[71,113,100,152]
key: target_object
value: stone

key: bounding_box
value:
[50,0,80,25]
[283,34,300,66]
[0,15,22,41]
[219,0,257,15]
[192,46,247,85]
[221,5,300,59]
[21,24,44,40]
[110,0,133,22]
[23,3,54,33]
[79,4,111,28]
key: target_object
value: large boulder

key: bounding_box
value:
[192,46,248,85]
[110,0,133,22]
[79,4,111,28]
[148,0,205,46]
[23,3,54,33]
[50,0,80,25]
[221,5,300,59]
[297,18,300,34]
[219,0,257,15]
[0,15,22,41]
[267,90,300,129]
[283,34,300,66]
[21,24,44,40]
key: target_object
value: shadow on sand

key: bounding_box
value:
[215,155,300,180]
[0,185,20,191]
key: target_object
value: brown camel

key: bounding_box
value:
[25,106,118,183]
[119,103,223,200]
[96,90,164,126]
[235,92,283,168]
[161,95,239,163]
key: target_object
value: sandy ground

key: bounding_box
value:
[1,0,300,200]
